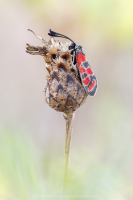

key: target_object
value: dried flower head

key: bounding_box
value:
[26,30,88,114]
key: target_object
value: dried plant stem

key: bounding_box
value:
[63,112,75,194]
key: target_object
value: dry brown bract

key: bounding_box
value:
[26,30,88,114]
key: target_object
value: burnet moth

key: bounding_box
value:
[48,29,97,96]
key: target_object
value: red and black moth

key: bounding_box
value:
[48,29,97,96]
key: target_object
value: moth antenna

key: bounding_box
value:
[48,29,75,44]
[28,29,47,43]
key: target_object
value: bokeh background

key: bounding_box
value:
[0,0,133,199]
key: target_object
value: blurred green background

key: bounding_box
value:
[0,0,133,199]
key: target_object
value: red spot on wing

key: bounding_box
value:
[79,66,85,74]
[83,76,90,85]
[76,53,86,67]
[76,54,81,66]
[79,52,86,62]
[88,80,96,91]
[86,67,93,75]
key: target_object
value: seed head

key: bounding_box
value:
[26,30,88,114]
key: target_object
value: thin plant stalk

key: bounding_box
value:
[63,112,75,194]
